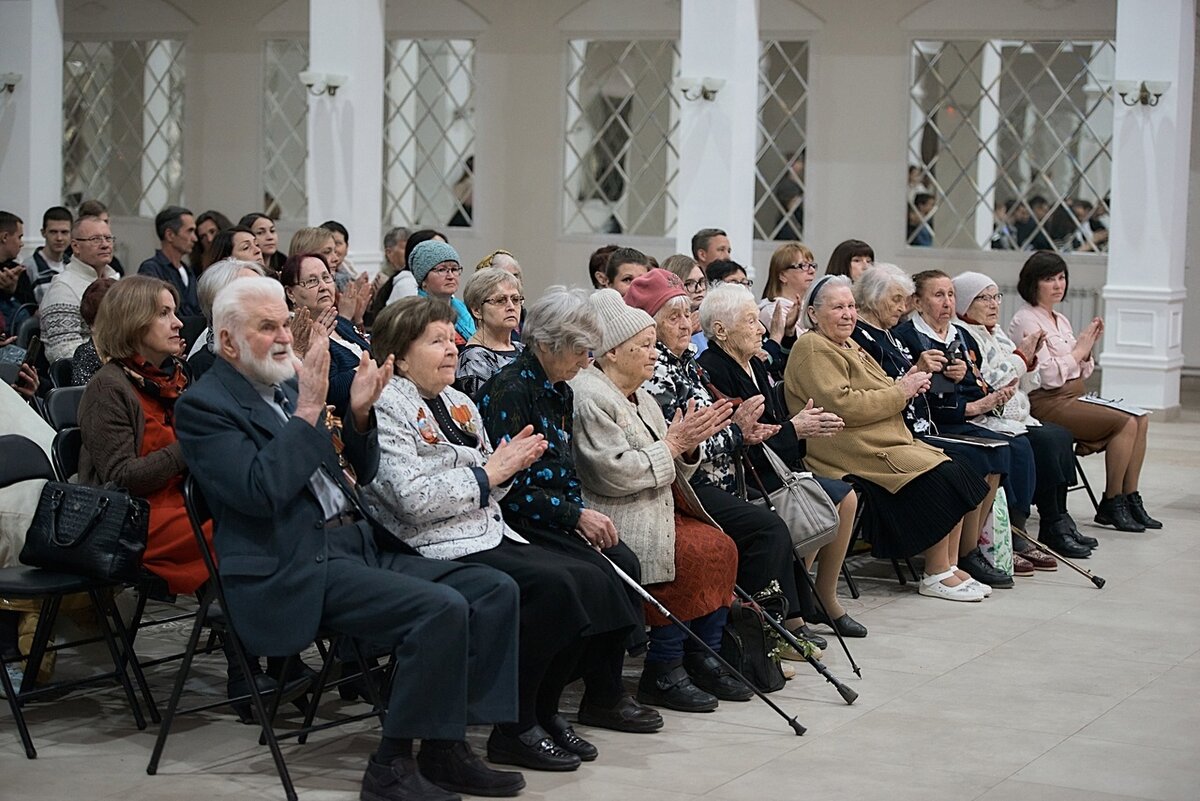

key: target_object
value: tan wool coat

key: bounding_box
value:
[784,331,947,493]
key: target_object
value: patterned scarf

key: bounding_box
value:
[117,354,188,424]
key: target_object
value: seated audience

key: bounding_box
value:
[192,210,232,273]
[1009,252,1159,532]
[704,259,752,289]
[572,289,748,712]
[364,295,641,770]
[587,244,618,289]
[41,215,121,362]
[187,258,265,379]
[757,242,817,378]
[320,220,358,292]
[23,206,73,304]
[202,225,264,270]
[0,212,35,332]
[387,229,445,306]
[476,249,522,281]
[825,239,874,280]
[71,277,118,386]
[77,200,126,275]
[456,267,524,399]
[176,276,524,800]
[365,225,410,325]
[604,248,651,297]
[478,287,663,736]
[786,276,991,602]
[138,206,201,317]
[691,228,731,271]
[410,240,475,346]
[698,283,865,637]
[237,212,285,277]
[661,254,707,353]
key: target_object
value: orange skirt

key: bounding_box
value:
[643,510,737,627]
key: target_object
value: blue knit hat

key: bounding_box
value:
[409,240,460,287]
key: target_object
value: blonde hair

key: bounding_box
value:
[288,226,334,257]
[92,276,179,361]
[763,242,814,301]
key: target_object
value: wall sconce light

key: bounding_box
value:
[298,70,348,97]
[0,73,21,94]
[676,76,725,102]
[1114,80,1170,107]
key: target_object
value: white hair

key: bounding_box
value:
[801,274,853,328]
[212,276,287,343]
[653,294,691,323]
[521,285,600,353]
[699,282,754,340]
[197,258,265,322]
[854,262,913,313]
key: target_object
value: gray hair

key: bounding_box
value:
[801,274,853,328]
[463,267,521,318]
[654,294,691,324]
[486,251,520,273]
[198,258,265,322]
[699,282,754,340]
[213,276,286,343]
[383,226,409,251]
[853,262,913,314]
[521,285,600,353]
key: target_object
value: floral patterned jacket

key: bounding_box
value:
[478,348,585,534]
[641,342,744,493]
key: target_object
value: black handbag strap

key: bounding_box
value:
[48,487,112,548]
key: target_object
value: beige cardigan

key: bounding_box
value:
[784,331,947,493]
[570,364,717,584]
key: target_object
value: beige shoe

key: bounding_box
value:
[779,639,823,662]
[780,661,796,680]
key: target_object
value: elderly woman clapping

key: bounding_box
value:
[786,275,990,602]
[571,289,748,713]
[456,267,524,399]
[697,282,865,637]
[363,296,641,771]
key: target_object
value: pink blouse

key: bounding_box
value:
[1007,304,1094,390]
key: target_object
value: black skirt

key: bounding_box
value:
[919,423,1011,479]
[849,460,989,560]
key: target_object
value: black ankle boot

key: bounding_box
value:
[1060,513,1099,548]
[1125,492,1162,529]
[1095,495,1145,532]
[682,653,752,702]
[418,739,526,796]
[637,660,718,712]
[1038,519,1092,558]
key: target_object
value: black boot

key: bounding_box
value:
[362,754,460,801]
[1038,518,1092,558]
[959,547,1014,589]
[636,660,718,712]
[1060,513,1099,548]
[1095,495,1145,532]
[1125,492,1162,529]
[418,739,526,797]
[682,653,752,702]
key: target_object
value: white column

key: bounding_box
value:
[0,0,64,255]
[307,0,385,275]
[674,0,759,270]
[1100,0,1194,412]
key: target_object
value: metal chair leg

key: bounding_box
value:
[0,650,36,758]
[87,588,146,731]
[147,595,213,774]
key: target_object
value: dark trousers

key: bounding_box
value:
[692,483,807,620]
[319,521,520,740]
[1025,421,1078,525]
[645,607,728,664]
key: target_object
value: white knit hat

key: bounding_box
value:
[589,288,655,355]
[952,271,998,317]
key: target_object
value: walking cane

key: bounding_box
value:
[584,538,806,736]
[734,585,858,706]
[1010,529,1105,589]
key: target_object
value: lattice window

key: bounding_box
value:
[62,40,185,216]
[263,39,310,222]
[383,39,476,229]
[755,40,809,242]
[908,39,1115,252]
[563,40,680,237]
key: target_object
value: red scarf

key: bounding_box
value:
[117,354,188,423]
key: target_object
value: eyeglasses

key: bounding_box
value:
[788,262,818,272]
[429,265,463,276]
[296,273,335,289]
[683,279,706,293]
[975,293,1003,305]
[726,278,754,288]
[73,235,115,245]
[483,294,524,307]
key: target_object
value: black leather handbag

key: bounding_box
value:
[20,483,149,583]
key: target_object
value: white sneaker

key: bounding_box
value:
[919,570,985,602]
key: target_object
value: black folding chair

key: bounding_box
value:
[839,490,919,600]
[147,476,388,801]
[48,358,76,389]
[43,386,85,430]
[50,427,81,482]
[15,313,39,349]
[1068,452,1101,513]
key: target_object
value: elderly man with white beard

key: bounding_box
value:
[174,276,525,801]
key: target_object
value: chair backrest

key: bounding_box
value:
[16,314,39,349]
[0,434,55,487]
[44,386,85,429]
[182,475,220,584]
[51,427,82,482]
[48,358,76,389]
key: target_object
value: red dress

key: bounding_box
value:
[134,388,213,594]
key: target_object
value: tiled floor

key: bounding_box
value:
[4,402,1200,800]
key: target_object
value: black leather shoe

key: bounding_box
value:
[1095,495,1145,532]
[362,755,460,801]
[486,725,581,772]
[1039,519,1092,558]
[682,653,752,701]
[577,694,663,733]
[795,624,827,651]
[1126,492,1162,529]
[806,608,868,638]
[418,739,525,797]
[637,662,718,712]
[544,714,598,761]
[960,547,1015,589]
[1059,514,1099,548]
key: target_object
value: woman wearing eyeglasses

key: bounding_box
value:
[759,243,819,339]
[409,240,476,348]
[457,267,525,400]
[280,252,370,418]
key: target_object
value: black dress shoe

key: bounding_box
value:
[418,739,526,797]
[486,725,581,772]
[577,694,663,733]
[795,624,827,651]
[1095,495,1145,532]
[544,714,598,761]
[806,608,869,638]
[1126,492,1162,529]
[1059,514,1099,548]
[637,661,718,712]
[682,653,752,701]
[960,547,1014,589]
[1038,519,1092,558]
[362,754,460,801]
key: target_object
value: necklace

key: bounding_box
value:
[469,329,513,351]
